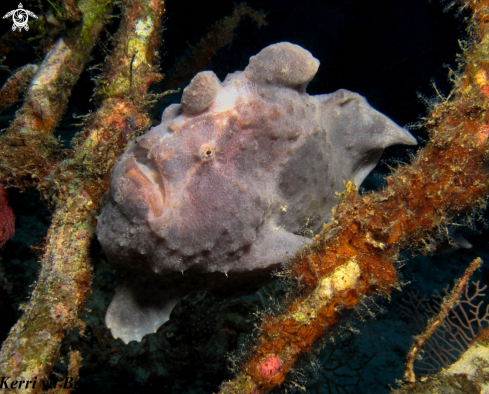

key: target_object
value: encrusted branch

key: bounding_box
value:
[403,257,482,384]
[393,326,489,394]
[0,0,164,390]
[219,1,489,393]
[0,0,112,189]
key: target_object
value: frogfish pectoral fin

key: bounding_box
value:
[105,280,183,344]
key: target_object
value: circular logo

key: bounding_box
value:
[3,3,38,32]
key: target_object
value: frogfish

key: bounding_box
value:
[96,42,417,343]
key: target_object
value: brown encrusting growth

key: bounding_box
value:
[218,0,489,392]
[59,0,83,22]
[0,180,15,249]
[0,0,164,390]
[0,64,39,114]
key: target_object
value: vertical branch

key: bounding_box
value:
[403,257,482,384]
[394,318,489,393]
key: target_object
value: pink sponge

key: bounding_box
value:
[258,354,283,378]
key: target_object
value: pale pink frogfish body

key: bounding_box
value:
[96,42,417,343]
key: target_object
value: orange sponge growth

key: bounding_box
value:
[0,180,14,249]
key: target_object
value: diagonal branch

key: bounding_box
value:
[219,1,489,392]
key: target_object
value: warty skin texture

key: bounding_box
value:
[96,42,417,343]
